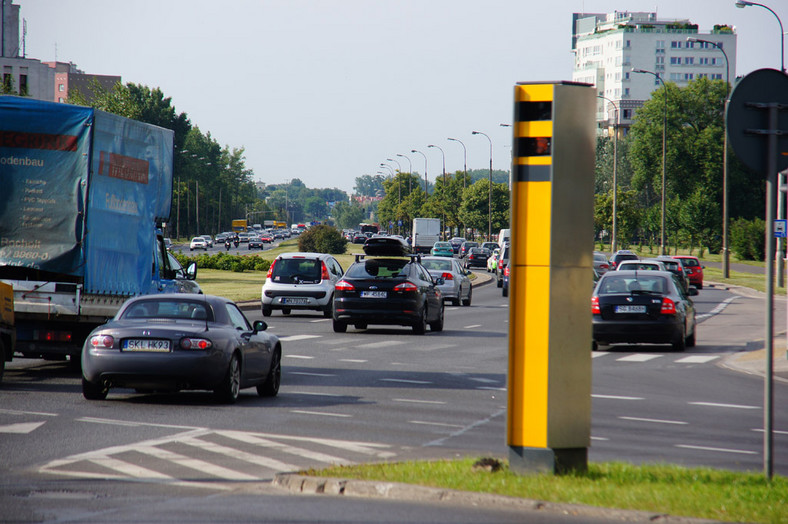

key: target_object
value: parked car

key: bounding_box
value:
[81,294,281,403]
[332,255,444,334]
[592,270,698,352]
[459,241,479,258]
[189,237,208,251]
[430,241,454,257]
[673,255,704,289]
[593,252,610,275]
[487,248,500,273]
[496,243,510,288]
[261,253,344,317]
[448,237,466,254]
[609,249,639,269]
[420,256,472,306]
[615,259,666,272]
[464,247,491,269]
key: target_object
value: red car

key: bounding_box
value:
[673,256,704,290]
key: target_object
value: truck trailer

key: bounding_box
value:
[411,218,441,254]
[0,96,197,364]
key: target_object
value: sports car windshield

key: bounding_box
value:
[598,275,668,295]
[121,299,214,321]
[346,259,409,278]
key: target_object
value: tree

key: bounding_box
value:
[354,174,385,197]
[458,179,509,240]
[332,201,365,229]
[298,225,347,254]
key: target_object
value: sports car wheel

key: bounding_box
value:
[215,354,241,404]
[82,377,108,400]
[257,348,281,397]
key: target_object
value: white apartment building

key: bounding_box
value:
[572,11,737,133]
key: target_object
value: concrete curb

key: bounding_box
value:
[273,474,722,523]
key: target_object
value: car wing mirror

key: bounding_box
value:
[435,277,445,286]
[688,287,699,296]
[253,320,268,333]
[186,262,198,280]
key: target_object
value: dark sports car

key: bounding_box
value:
[81,294,281,403]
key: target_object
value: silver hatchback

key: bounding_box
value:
[419,256,472,306]
[261,252,344,317]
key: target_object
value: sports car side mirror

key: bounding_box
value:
[253,320,268,332]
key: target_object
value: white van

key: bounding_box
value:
[497,228,510,248]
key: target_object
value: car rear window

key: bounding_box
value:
[680,258,699,267]
[122,300,214,320]
[598,275,667,295]
[272,258,323,284]
[421,259,453,271]
[346,259,409,278]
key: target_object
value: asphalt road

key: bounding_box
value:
[1,276,786,522]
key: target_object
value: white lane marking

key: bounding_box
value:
[464,324,482,329]
[752,428,788,435]
[289,371,335,377]
[696,296,739,321]
[355,340,406,349]
[591,436,609,441]
[409,420,466,429]
[592,394,644,400]
[289,391,344,397]
[88,457,175,480]
[380,378,432,385]
[591,352,609,358]
[674,355,720,364]
[78,417,203,430]
[285,355,314,360]
[135,445,259,480]
[339,359,368,363]
[619,416,688,425]
[0,422,46,434]
[215,431,351,464]
[279,335,322,342]
[477,386,507,391]
[689,401,760,410]
[617,354,663,362]
[469,377,498,384]
[180,437,299,471]
[290,410,352,418]
[394,398,447,405]
[310,319,331,323]
[675,444,757,455]
[0,409,58,417]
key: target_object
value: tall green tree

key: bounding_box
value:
[458,179,509,240]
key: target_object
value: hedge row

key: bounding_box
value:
[172,251,271,273]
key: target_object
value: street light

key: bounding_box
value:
[472,130,493,241]
[632,68,668,255]
[387,158,403,233]
[411,149,428,195]
[396,153,413,192]
[687,37,732,278]
[598,96,620,253]
[447,137,467,190]
[428,144,447,239]
[736,0,785,73]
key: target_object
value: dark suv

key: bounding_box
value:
[609,249,638,270]
[496,243,510,288]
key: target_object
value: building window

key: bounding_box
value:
[58,84,65,92]
[656,40,665,49]
[671,41,682,48]
[656,56,665,65]
[670,57,680,65]
[19,75,27,95]
[685,57,694,65]
[624,87,630,96]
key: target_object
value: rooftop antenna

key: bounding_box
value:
[22,19,26,58]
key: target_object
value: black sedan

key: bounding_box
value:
[592,270,697,352]
[464,247,491,269]
[81,294,282,403]
[332,256,444,334]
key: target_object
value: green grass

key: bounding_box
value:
[307,459,788,523]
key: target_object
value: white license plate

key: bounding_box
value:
[615,305,646,313]
[123,339,171,352]
[360,291,387,298]
[282,298,309,305]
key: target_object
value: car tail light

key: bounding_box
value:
[591,296,600,315]
[661,297,676,315]
[335,279,355,291]
[503,266,510,277]
[321,261,330,281]
[394,282,418,292]
[441,272,454,280]
[180,337,212,350]
[266,259,277,280]
[89,334,114,348]
[600,263,609,270]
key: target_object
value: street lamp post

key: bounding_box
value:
[598,96,620,253]
[472,130,493,241]
[396,153,413,192]
[735,0,785,73]
[428,144,447,239]
[687,37,732,278]
[387,158,403,234]
[632,68,668,255]
[447,137,467,190]
[411,149,428,195]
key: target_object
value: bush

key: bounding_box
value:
[171,251,271,272]
[729,217,765,261]
[298,225,348,254]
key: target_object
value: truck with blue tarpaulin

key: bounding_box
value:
[0,95,197,364]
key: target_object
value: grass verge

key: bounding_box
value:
[308,459,787,523]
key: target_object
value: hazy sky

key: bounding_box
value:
[17,0,786,193]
